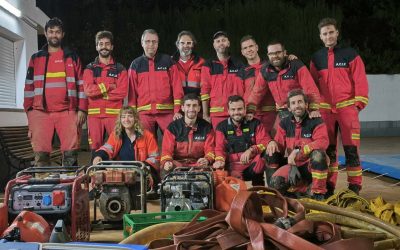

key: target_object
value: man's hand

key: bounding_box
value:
[163,161,174,171]
[213,161,225,169]
[245,113,254,121]
[173,112,183,121]
[92,156,102,165]
[197,158,209,167]
[203,114,211,123]
[267,141,279,156]
[240,148,253,164]
[309,110,321,118]
[287,54,298,61]
[77,110,87,127]
[288,165,301,186]
[288,149,299,166]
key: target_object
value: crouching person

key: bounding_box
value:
[161,93,215,175]
[213,95,270,186]
[267,89,329,200]
[92,106,160,190]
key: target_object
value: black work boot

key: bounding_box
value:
[34,151,51,167]
[348,184,361,195]
[324,183,335,199]
[62,150,78,166]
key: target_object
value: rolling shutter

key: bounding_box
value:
[0,36,16,108]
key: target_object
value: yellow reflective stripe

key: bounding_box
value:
[247,104,257,111]
[105,108,120,114]
[98,83,109,100]
[336,99,355,108]
[206,152,215,159]
[174,99,182,105]
[215,156,225,161]
[161,155,173,162]
[355,96,369,105]
[312,172,328,179]
[156,104,174,110]
[348,170,362,177]
[303,145,311,155]
[210,107,224,113]
[329,165,339,172]
[309,103,320,110]
[201,94,210,101]
[46,72,66,78]
[137,104,151,111]
[130,105,137,110]
[319,102,332,109]
[256,144,266,152]
[352,133,360,140]
[88,108,101,115]
[261,105,276,112]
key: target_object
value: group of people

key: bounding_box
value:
[24,16,368,200]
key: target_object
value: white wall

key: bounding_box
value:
[359,74,400,122]
[0,0,48,126]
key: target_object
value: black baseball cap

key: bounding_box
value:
[213,31,228,40]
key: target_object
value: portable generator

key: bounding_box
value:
[2,166,90,242]
[160,166,214,212]
[86,161,148,226]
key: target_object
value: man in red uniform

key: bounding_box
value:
[240,35,276,134]
[83,31,128,158]
[201,31,245,128]
[24,17,87,166]
[267,89,329,200]
[310,18,369,195]
[128,29,181,136]
[213,95,272,186]
[171,31,205,98]
[161,93,215,173]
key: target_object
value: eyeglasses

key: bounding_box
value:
[144,40,158,45]
[267,51,283,57]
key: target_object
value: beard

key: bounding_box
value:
[231,114,244,123]
[99,49,111,58]
[180,49,192,58]
[48,38,61,48]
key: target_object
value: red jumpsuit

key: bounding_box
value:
[171,53,204,97]
[200,57,245,128]
[242,61,276,135]
[271,114,329,195]
[128,54,181,135]
[161,118,215,167]
[83,57,128,150]
[310,45,369,191]
[24,45,87,166]
[215,118,271,185]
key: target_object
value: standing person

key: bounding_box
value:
[240,35,276,134]
[171,31,205,98]
[310,17,369,195]
[128,29,181,136]
[24,17,87,166]
[161,93,215,173]
[267,89,329,200]
[213,95,272,186]
[201,31,245,128]
[83,31,128,159]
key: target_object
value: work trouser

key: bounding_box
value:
[228,153,266,186]
[255,111,277,137]
[27,109,79,166]
[139,113,174,136]
[321,105,362,190]
[270,150,328,195]
[87,116,117,150]
[210,116,229,130]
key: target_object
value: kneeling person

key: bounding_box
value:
[214,95,270,186]
[267,89,329,200]
[161,93,215,173]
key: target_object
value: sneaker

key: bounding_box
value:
[348,184,361,195]
[311,193,325,201]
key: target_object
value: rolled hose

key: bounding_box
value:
[119,222,188,245]
[300,200,400,239]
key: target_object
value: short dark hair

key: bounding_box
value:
[287,89,308,107]
[318,17,338,31]
[183,93,201,106]
[213,31,228,40]
[45,17,63,32]
[141,29,158,42]
[227,95,245,107]
[240,35,256,47]
[95,30,114,45]
[267,40,285,51]
[176,30,197,46]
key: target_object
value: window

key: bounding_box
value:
[0,36,16,108]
